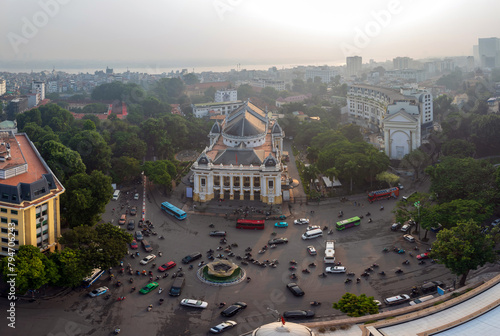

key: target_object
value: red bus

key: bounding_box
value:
[236,219,265,230]
[367,187,399,203]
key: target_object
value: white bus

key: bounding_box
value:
[83,268,104,288]
[324,241,335,263]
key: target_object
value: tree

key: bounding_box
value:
[152,78,185,103]
[432,220,496,287]
[204,86,217,100]
[143,160,176,193]
[68,130,112,173]
[441,139,475,158]
[182,73,199,85]
[393,192,434,239]
[61,171,113,227]
[1,245,59,293]
[400,149,430,180]
[111,156,142,183]
[425,157,496,204]
[41,140,86,183]
[237,84,255,101]
[49,248,90,287]
[333,292,379,317]
[376,171,400,187]
[59,223,132,270]
[428,199,493,230]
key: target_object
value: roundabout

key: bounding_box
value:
[196,258,247,286]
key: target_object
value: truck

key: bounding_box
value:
[324,241,335,263]
[367,187,399,203]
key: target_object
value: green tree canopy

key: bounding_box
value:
[61,171,113,227]
[49,248,91,287]
[68,130,112,173]
[182,73,199,85]
[333,292,379,317]
[41,140,86,183]
[152,78,185,104]
[432,220,496,286]
[1,245,59,293]
[143,160,176,193]
[111,156,142,184]
[441,139,475,158]
[428,199,493,230]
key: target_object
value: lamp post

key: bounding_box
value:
[414,201,421,239]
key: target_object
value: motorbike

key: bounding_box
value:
[241,260,248,265]
[289,266,297,271]
[366,212,371,216]
[346,272,355,276]
[269,244,277,249]
[379,271,385,276]
[418,260,426,265]
[361,272,370,277]
[380,206,384,211]
[290,273,297,280]
[402,260,410,265]
[356,278,361,283]
[163,273,169,278]
[382,247,389,253]
[159,298,164,305]
[129,278,133,283]
[245,247,252,252]
[117,296,126,301]
[368,218,373,223]
[147,305,153,312]
[130,287,136,292]
[114,328,121,335]
[319,272,327,278]
[328,230,334,235]
[371,263,379,268]
[158,288,163,294]
[365,267,373,272]
[289,260,297,265]
[323,226,328,231]
[309,262,316,267]
[209,223,215,228]
[310,301,321,306]
[104,294,111,300]
[395,268,404,274]
[198,261,205,267]
[344,278,352,283]
[302,269,310,273]
[246,277,251,282]
[159,236,165,240]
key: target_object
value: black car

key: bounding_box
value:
[127,220,135,230]
[182,252,202,264]
[286,282,304,296]
[283,310,315,319]
[391,222,401,231]
[130,206,137,216]
[209,231,227,237]
[220,302,247,317]
[268,237,288,245]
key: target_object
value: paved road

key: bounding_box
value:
[0,178,457,336]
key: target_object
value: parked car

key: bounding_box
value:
[403,234,415,242]
[139,282,159,294]
[283,310,315,319]
[409,294,435,306]
[130,206,137,216]
[141,240,153,252]
[140,254,156,265]
[130,239,138,249]
[491,219,500,227]
[209,231,227,237]
[180,299,208,309]
[127,220,135,230]
[210,321,237,334]
[135,230,143,241]
[286,283,305,296]
[220,302,247,317]
[134,193,139,200]
[398,183,404,190]
[88,286,109,297]
[307,246,317,255]
[182,252,202,264]
[384,294,410,305]
[325,266,346,273]
[118,214,126,225]
[158,261,176,272]
[401,223,411,232]
[268,237,288,245]
[416,252,430,260]
[274,222,288,228]
[391,222,401,231]
[431,223,443,232]
[294,218,310,225]
[306,225,321,231]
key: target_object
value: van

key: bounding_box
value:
[384,294,410,305]
[112,189,120,201]
[182,252,202,264]
[302,228,323,240]
[169,277,185,296]
[409,294,434,306]
[324,240,335,263]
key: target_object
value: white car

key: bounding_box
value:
[306,225,321,231]
[403,234,415,242]
[401,223,411,232]
[88,286,109,297]
[325,266,346,273]
[294,218,310,225]
[134,193,139,200]
[180,299,208,309]
[307,246,317,255]
[210,320,237,334]
[491,219,500,227]
[140,254,157,265]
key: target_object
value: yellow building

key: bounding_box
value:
[0,131,65,256]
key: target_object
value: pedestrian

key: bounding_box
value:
[354,201,357,206]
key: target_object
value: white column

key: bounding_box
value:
[239,175,244,200]
[229,173,234,200]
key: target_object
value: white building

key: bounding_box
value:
[0,79,6,96]
[478,37,500,68]
[347,84,433,160]
[192,101,243,118]
[47,81,58,94]
[26,93,40,108]
[32,81,45,101]
[215,89,237,103]
[305,67,337,83]
[250,79,285,91]
[393,57,413,70]
[191,101,285,204]
[346,56,362,77]
[385,69,426,83]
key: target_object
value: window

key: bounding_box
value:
[1,228,7,234]
[11,219,18,225]
[36,223,41,229]
[268,180,274,189]
[2,193,8,200]
[11,210,18,215]
[0,208,6,213]
[11,195,16,201]
[0,218,7,224]
[201,178,206,187]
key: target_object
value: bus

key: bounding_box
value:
[324,241,335,263]
[82,268,104,288]
[236,219,265,230]
[367,187,399,203]
[336,216,361,231]
[161,201,187,220]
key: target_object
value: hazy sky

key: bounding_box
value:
[1,0,499,70]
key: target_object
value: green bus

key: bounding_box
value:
[336,216,361,231]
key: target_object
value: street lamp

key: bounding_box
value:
[414,201,421,239]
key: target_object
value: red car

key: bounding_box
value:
[130,240,138,249]
[416,252,430,260]
[158,261,176,272]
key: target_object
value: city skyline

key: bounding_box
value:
[1,0,499,72]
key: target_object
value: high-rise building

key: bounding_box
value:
[346,56,362,78]
[0,131,65,256]
[393,57,412,70]
[32,81,45,101]
[0,79,6,96]
[305,67,338,83]
[215,89,237,103]
[478,37,500,68]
